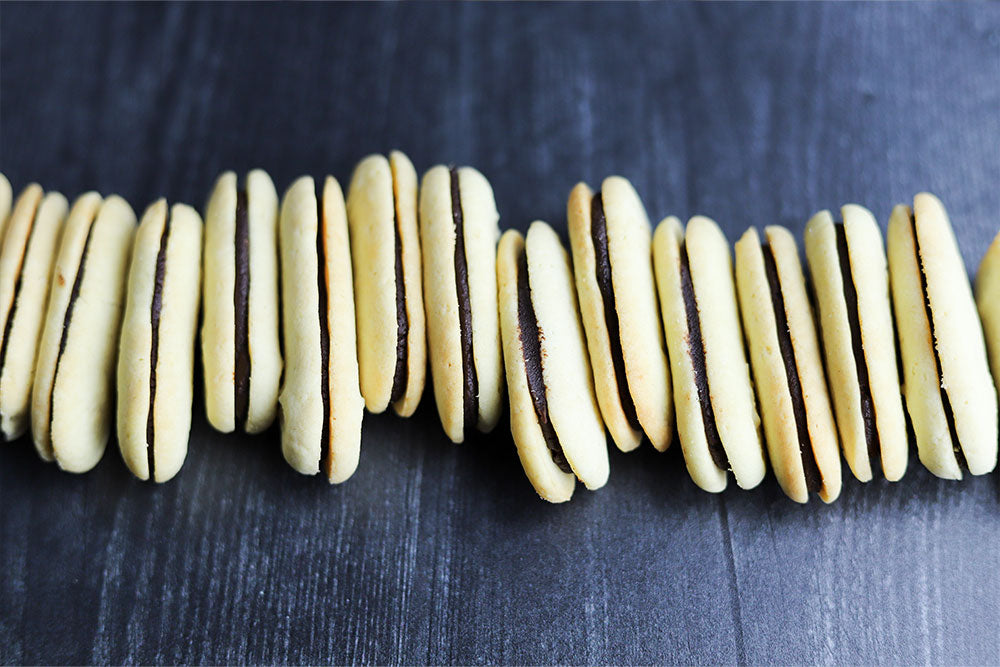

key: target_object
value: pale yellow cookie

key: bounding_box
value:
[278,175,364,483]
[567,177,672,453]
[888,193,997,479]
[976,231,1000,392]
[653,215,765,493]
[118,200,202,482]
[805,205,907,483]
[419,164,503,443]
[735,226,842,503]
[31,194,136,472]
[0,173,11,240]
[201,169,282,434]
[0,185,67,440]
[347,151,426,417]
[498,223,609,502]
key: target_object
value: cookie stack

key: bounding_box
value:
[0,163,997,503]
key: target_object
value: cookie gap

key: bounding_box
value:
[450,167,479,434]
[517,245,572,474]
[233,187,251,430]
[590,192,642,433]
[911,212,967,470]
[48,218,97,455]
[762,241,823,494]
[679,241,728,472]
[835,222,883,477]
[316,184,332,478]
[389,159,410,404]
[146,215,172,481]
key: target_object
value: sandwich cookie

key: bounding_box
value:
[419,164,503,443]
[498,222,610,503]
[887,193,998,479]
[31,193,135,472]
[976,231,1000,389]
[0,184,67,440]
[567,177,672,453]
[346,151,426,417]
[653,216,765,493]
[0,173,11,239]
[117,200,202,482]
[735,226,842,503]
[805,205,907,482]
[202,170,282,434]
[278,176,364,483]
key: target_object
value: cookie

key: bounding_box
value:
[419,164,503,443]
[497,222,609,502]
[653,215,765,492]
[887,193,997,479]
[117,200,203,482]
[976,231,1000,390]
[0,184,67,440]
[346,151,426,417]
[735,226,842,503]
[805,205,908,482]
[0,173,11,239]
[31,193,136,472]
[567,177,672,453]
[278,175,364,483]
[201,170,282,434]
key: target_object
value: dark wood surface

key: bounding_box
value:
[2,2,999,664]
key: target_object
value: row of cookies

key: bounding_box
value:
[0,166,998,504]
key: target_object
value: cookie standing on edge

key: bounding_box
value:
[976,231,1000,389]
[653,216,765,493]
[0,173,11,238]
[735,226,842,503]
[888,193,998,479]
[567,177,672,453]
[202,170,282,434]
[805,205,908,483]
[118,201,203,482]
[0,185,67,440]
[498,222,609,502]
[347,151,426,417]
[419,164,503,443]
[31,193,136,472]
[278,175,364,483]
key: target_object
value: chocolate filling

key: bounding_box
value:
[834,223,883,475]
[590,193,641,431]
[762,243,822,494]
[388,166,409,404]
[146,219,172,480]
[450,168,478,433]
[516,248,572,474]
[233,189,251,430]
[0,201,39,410]
[911,213,967,469]
[49,221,96,445]
[316,188,332,477]
[679,243,728,470]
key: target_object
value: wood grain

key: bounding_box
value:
[1,2,999,664]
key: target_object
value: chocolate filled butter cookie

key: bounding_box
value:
[805,205,908,483]
[498,222,609,503]
[117,200,202,482]
[202,170,281,434]
[279,175,364,483]
[735,226,841,503]
[0,185,67,440]
[653,216,765,493]
[888,193,997,479]
[31,193,136,472]
[419,165,503,443]
[976,231,1000,389]
[347,151,426,417]
[0,173,11,238]
[567,177,672,453]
